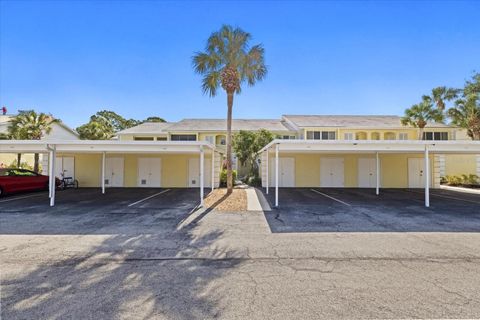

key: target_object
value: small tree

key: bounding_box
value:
[8,110,59,172]
[401,96,444,139]
[233,129,274,180]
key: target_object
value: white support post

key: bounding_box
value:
[48,150,53,198]
[200,146,204,207]
[101,152,106,194]
[275,144,279,207]
[425,146,430,207]
[266,148,269,194]
[376,152,380,195]
[50,147,56,207]
[211,151,215,190]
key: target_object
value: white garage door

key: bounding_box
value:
[55,157,75,179]
[105,157,124,187]
[358,158,377,188]
[138,158,161,187]
[269,157,295,187]
[408,158,426,188]
[320,158,344,187]
[188,158,212,188]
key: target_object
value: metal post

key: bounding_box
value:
[275,144,279,207]
[211,150,215,190]
[266,148,269,194]
[101,152,106,194]
[376,152,380,195]
[50,147,56,207]
[200,146,204,206]
[425,146,430,207]
[48,150,53,198]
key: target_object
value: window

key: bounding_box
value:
[134,137,154,141]
[398,133,408,140]
[280,135,296,140]
[171,134,197,141]
[344,133,354,140]
[156,137,167,141]
[10,169,37,177]
[423,132,448,141]
[384,132,396,140]
[306,131,336,140]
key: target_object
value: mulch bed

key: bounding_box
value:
[204,188,247,211]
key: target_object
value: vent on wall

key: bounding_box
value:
[141,179,147,185]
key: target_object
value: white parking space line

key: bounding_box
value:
[310,189,351,206]
[128,189,171,207]
[0,192,47,203]
[409,190,480,205]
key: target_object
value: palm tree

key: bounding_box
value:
[401,96,444,140]
[192,25,267,192]
[431,87,459,111]
[8,110,59,172]
[448,97,480,140]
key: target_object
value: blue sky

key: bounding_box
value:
[1,1,479,128]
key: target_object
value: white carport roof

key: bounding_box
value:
[261,139,480,209]
[0,140,218,208]
[0,140,216,154]
[261,139,480,154]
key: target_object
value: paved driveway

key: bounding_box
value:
[263,188,480,232]
[1,187,480,319]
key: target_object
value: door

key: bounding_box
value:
[408,158,426,188]
[188,158,212,188]
[105,157,124,187]
[137,158,161,187]
[320,158,345,187]
[358,158,377,188]
[269,157,295,187]
[55,157,75,179]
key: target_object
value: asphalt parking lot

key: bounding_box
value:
[263,188,480,232]
[0,188,204,234]
[2,187,480,319]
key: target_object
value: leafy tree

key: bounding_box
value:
[233,129,274,179]
[448,73,480,140]
[143,116,166,123]
[76,110,165,140]
[193,25,267,193]
[401,96,444,139]
[8,110,59,172]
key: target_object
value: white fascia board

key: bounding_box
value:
[261,139,480,153]
[0,140,216,154]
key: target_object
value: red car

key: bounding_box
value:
[0,168,60,196]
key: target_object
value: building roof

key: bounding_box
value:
[116,122,173,135]
[166,119,294,132]
[0,114,79,138]
[282,115,451,129]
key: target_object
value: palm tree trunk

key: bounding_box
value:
[34,153,40,173]
[226,92,234,193]
[17,153,21,167]
[419,127,424,140]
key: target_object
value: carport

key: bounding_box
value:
[260,140,480,207]
[0,140,221,207]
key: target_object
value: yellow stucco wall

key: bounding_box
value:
[444,154,477,176]
[265,152,435,188]
[56,153,213,188]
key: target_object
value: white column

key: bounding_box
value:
[50,147,56,207]
[211,151,215,190]
[101,152,106,194]
[376,152,380,195]
[200,146,204,206]
[48,150,53,198]
[275,144,279,207]
[425,146,430,207]
[266,149,269,194]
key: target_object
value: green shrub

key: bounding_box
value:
[8,160,34,171]
[220,169,237,187]
[443,174,479,186]
[245,175,262,187]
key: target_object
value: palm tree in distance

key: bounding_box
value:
[8,110,59,172]
[401,96,444,140]
[192,25,267,193]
